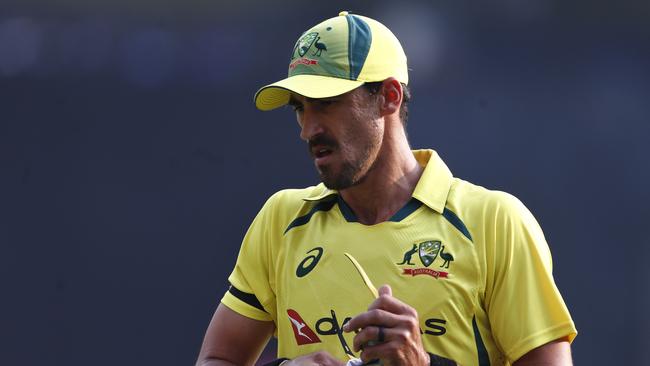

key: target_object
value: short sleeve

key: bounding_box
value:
[483,193,577,363]
[220,193,281,323]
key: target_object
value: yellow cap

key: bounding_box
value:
[254,12,408,111]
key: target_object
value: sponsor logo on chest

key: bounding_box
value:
[286,308,447,356]
[396,240,455,279]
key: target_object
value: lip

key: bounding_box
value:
[312,147,334,167]
[311,144,328,155]
[314,153,332,167]
[311,143,331,155]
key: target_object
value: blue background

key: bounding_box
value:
[1,0,648,364]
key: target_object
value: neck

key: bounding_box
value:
[339,125,423,225]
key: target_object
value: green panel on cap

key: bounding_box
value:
[346,15,372,81]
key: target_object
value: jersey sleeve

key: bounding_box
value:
[482,192,577,363]
[221,193,282,323]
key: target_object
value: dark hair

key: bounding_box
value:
[362,81,412,126]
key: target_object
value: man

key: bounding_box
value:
[196,11,577,366]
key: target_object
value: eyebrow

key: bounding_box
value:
[288,95,339,105]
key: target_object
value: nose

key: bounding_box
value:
[299,107,325,142]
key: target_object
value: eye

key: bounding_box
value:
[315,99,337,109]
[289,103,303,112]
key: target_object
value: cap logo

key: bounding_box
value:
[312,36,327,56]
[294,32,319,58]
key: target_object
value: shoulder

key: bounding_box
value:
[241,184,331,248]
[445,178,541,240]
[263,184,330,209]
[258,184,333,227]
[448,178,531,217]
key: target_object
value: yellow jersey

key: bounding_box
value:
[221,149,577,365]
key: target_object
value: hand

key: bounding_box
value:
[342,285,429,366]
[283,351,346,366]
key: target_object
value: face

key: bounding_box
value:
[289,87,383,190]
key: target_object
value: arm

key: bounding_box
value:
[196,303,275,366]
[513,338,573,366]
[481,193,577,363]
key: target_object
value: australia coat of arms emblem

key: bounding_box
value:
[418,241,441,267]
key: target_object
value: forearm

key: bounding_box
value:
[196,304,275,366]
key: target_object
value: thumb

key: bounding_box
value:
[378,284,392,297]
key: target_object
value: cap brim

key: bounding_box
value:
[254,74,364,111]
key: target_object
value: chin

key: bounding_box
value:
[320,171,361,190]
[319,159,367,190]
[320,174,353,190]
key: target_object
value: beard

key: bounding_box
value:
[319,158,359,190]
[312,135,378,190]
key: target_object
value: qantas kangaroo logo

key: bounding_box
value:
[287,309,321,345]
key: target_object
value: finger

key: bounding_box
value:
[378,284,392,297]
[359,340,398,364]
[291,350,346,366]
[343,309,405,333]
[352,325,389,352]
[367,291,418,318]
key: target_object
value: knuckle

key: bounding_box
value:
[406,317,418,328]
[379,294,392,303]
[368,309,383,321]
[365,326,375,339]
[404,305,418,317]
[396,329,410,341]
[386,342,400,354]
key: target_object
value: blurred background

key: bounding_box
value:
[1,0,648,364]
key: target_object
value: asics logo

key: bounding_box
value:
[296,247,324,278]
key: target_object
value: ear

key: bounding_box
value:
[379,77,403,118]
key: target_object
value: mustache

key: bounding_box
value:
[308,135,338,153]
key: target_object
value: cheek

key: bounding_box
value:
[342,123,382,159]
